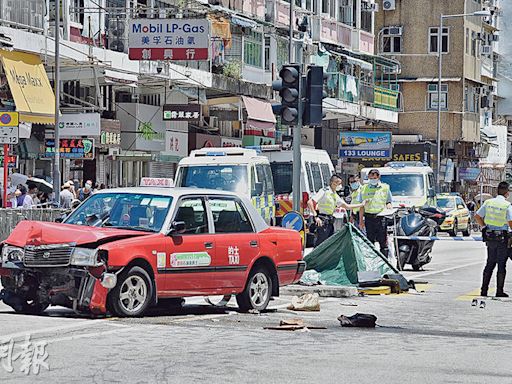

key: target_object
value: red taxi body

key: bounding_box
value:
[0,187,305,316]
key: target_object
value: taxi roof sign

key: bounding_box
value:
[140,177,174,187]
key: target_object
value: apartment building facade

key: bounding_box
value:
[375,0,502,194]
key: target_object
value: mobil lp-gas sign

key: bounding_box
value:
[128,19,209,61]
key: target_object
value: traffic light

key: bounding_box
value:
[303,65,327,127]
[272,64,301,126]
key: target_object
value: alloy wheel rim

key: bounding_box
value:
[249,273,269,307]
[119,275,147,313]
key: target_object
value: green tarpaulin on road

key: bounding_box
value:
[304,223,399,286]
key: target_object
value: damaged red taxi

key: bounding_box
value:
[0,183,305,317]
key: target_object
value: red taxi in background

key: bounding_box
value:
[0,181,305,317]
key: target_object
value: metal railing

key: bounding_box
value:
[0,208,70,242]
[0,0,45,33]
[326,73,401,111]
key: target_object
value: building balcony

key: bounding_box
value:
[326,73,400,123]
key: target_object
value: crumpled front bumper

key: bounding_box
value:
[0,263,109,315]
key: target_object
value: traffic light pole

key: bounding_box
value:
[292,69,303,213]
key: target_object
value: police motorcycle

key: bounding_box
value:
[386,206,446,271]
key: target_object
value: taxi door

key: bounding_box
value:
[207,196,260,289]
[163,196,218,294]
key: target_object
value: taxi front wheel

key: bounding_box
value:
[108,266,153,317]
[236,266,272,312]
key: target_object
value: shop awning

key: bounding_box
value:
[242,96,276,125]
[0,50,55,124]
[398,77,462,83]
[103,69,138,87]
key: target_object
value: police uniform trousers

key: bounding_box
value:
[365,214,388,258]
[482,239,508,295]
[315,216,335,247]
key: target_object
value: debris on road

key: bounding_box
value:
[337,313,377,328]
[264,318,327,331]
[358,286,392,295]
[480,301,486,309]
[299,270,323,286]
[287,293,321,311]
[339,301,358,307]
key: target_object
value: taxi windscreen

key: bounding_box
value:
[437,198,456,210]
[177,165,248,193]
[64,193,173,232]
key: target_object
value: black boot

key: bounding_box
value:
[496,273,509,298]
[481,270,493,296]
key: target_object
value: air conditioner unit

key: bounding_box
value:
[472,31,482,40]
[383,0,396,11]
[481,45,492,55]
[489,34,499,42]
[488,85,496,93]
[389,26,403,35]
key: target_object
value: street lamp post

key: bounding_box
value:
[436,10,491,192]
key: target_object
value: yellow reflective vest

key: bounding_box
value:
[483,198,511,228]
[350,189,361,214]
[360,183,390,214]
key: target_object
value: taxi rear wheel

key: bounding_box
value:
[236,267,272,312]
[108,266,153,317]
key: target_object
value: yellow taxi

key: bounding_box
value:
[436,193,471,236]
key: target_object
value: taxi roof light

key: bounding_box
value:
[140,177,174,188]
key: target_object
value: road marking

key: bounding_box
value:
[0,319,116,341]
[410,261,482,278]
[456,288,496,301]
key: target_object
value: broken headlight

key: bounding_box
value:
[2,246,24,262]
[70,248,102,267]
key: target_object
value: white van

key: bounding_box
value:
[361,161,436,208]
[256,146,335,223]
[175,147,275,224]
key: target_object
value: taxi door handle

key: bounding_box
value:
[250,240,258,247]
[204,242,214,249]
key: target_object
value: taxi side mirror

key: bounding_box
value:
[428,188,435,198]
[168,221,186,235]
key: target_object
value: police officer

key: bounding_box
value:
[308,174,366,247]
[348,174,362,227]
[358,169,393,258]
[474,181,512,297]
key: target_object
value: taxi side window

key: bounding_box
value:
[255,164,267,196]
[209,198,254,233]
[173,198,208,234]
[456,197,465,208]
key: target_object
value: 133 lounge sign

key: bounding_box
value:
[44,138,95,159]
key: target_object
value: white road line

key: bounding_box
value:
[0,319,116,341]
[411,261,483,278]
[48,327,134,343]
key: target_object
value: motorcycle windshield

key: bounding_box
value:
[400,213,426,236]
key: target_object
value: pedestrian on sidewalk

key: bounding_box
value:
[474,181,512,298]
[308,174,366,247]
[358,169,393,258]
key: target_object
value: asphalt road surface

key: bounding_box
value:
[1,240,512,383]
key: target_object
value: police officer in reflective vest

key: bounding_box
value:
[358,169,393,258]
[348,174,362,226]
[474,181,512,297]
[308,174,366,247]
